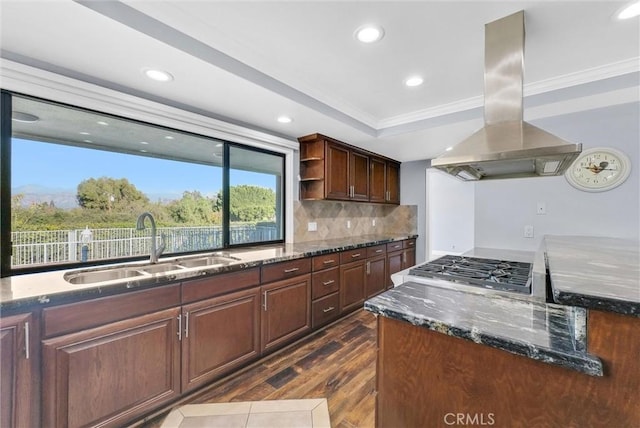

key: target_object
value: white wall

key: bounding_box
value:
[400,160,430,263]
[474,103,639,250]
[427,168,475,256]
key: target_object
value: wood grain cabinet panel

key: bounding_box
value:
[325,142,350,200]
[260,275,311,354]
[261,258,311,284]
[366,255,387,298]
[350,150,370,201]
[311,292,340,329]
[1,312,38,428]
[312,267,340,300]
[181,287,260,393]
[340,260,367,314]
[385,161,400,204]
[42,307,181,428]
[369,157,387,203]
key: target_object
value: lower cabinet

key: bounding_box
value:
[181,287,261,393]
[42,308,181,428]
[1,312,38,428]
[386,239,416,289]
[340,260,366,314]
[260,274,312,354]
[366,255,387,298]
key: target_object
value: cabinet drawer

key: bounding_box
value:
[42,284,181,338]
[340,248,366,263]
[261,258,311,284]
[312,292,340,329]
[311,267,340,299]
[386,241,404,252]
[182,267,260,304]
[312,253,340,271]
[367,244,386,258]
[403,239,416,249]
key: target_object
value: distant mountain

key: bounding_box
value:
[12,184,78,209]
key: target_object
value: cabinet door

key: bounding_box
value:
[42,307,181,428]
[261,275,311,354]
[369,157,387,203]
[350,150,370,201]
[1,313,37,428]
[182,288,260,392]
[340,260,366,314]
[386,161,400,204]
[387,251,404,288]
[325,142,350,200]
[403,248,416,269]
[366,256,387,298]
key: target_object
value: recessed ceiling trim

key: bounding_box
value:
[73,0,377,137]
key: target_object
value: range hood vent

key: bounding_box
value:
[431,10,581,181]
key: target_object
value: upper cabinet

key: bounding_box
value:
[298,134,400,204]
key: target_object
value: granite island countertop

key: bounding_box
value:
[0,233,416,312]
[544,235,640,316]
[365,281,602,376]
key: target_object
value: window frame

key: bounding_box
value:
[0,90,286,277]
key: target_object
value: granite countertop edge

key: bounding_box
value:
[0,234,417,312]
[552,289,640,317]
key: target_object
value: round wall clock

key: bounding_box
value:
[565,147,631,192]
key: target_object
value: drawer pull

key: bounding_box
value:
[323,306,336,313]
[322,280,335,286]
[323,259,336,264]
[284,267,300,273]
[375,249,383,253]
[351,253,361,258]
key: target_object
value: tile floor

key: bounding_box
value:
[160,398,331,428]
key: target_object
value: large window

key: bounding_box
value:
[2,93,284,273]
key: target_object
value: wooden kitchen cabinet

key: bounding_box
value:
[298,133,399,204]
[311,254,341,329]
[42,307,181,428]
[340,260,367,314]
[260,274,312,354]
[181,287,260,393]
[386,239,416,288]
[1,312,39,428]
[366,255,388,298]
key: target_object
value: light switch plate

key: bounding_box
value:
[308,222,317,232]
[524,225,534,238]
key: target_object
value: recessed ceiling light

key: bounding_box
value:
[79,131,91,135]
[140,149,148,153]
[140,141,149,145]
[277,116,293,124]
[143,68,174,82]
[97,121,109,126]
[617,1,640,19]
[11,111,39,123]
[164,135,174,140]
[215,143,223,148]
[83,139,93,143]
[355,25,385,43]
[445,146,453,152]
[405,76,424,87]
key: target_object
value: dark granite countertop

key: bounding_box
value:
[365,281,602,376]
[544,236,640,316]
[0,234,416,312]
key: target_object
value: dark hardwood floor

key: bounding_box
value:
[141,309,378,428]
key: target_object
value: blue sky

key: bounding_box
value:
[11,138,275,199]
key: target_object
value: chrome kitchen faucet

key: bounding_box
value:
[136,212,166,264]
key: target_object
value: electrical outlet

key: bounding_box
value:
[307,222,317,232]
[537,202,546,215]
[347,220,351,229]
[372,219,376,227]
[524,225,534,238]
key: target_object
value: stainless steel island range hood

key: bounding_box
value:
[431,11,582,181]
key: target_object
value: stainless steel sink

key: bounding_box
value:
[177,256,239,268]
[140,264,184,274]
[64,268,144,285]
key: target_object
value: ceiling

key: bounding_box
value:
[1,0,639,162]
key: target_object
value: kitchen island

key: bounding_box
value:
[365,236,639,428]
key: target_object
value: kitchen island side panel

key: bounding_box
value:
[376,313,639,428]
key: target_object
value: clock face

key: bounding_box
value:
[565,148,631,192]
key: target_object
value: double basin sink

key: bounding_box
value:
[64,253,241,285]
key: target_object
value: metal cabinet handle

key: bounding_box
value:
[366,261,371,275]
[184,312,189,338]
[177,314,182,341]
[403,251,407,264]
[263,291,268,311]
[323,306,335,313]
[351,253,361,258]
[24,322,30,360]
[322,259,335,264]
[375,249,383,253]
[322,280,335,286]
[284,267,299,273]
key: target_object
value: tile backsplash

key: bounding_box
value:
[294,200,417,242]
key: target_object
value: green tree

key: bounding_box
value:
[76,177,149,212]
[218,185,276,222]
[167,191,217,225]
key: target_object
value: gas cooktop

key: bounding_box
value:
[408,255,533,295]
